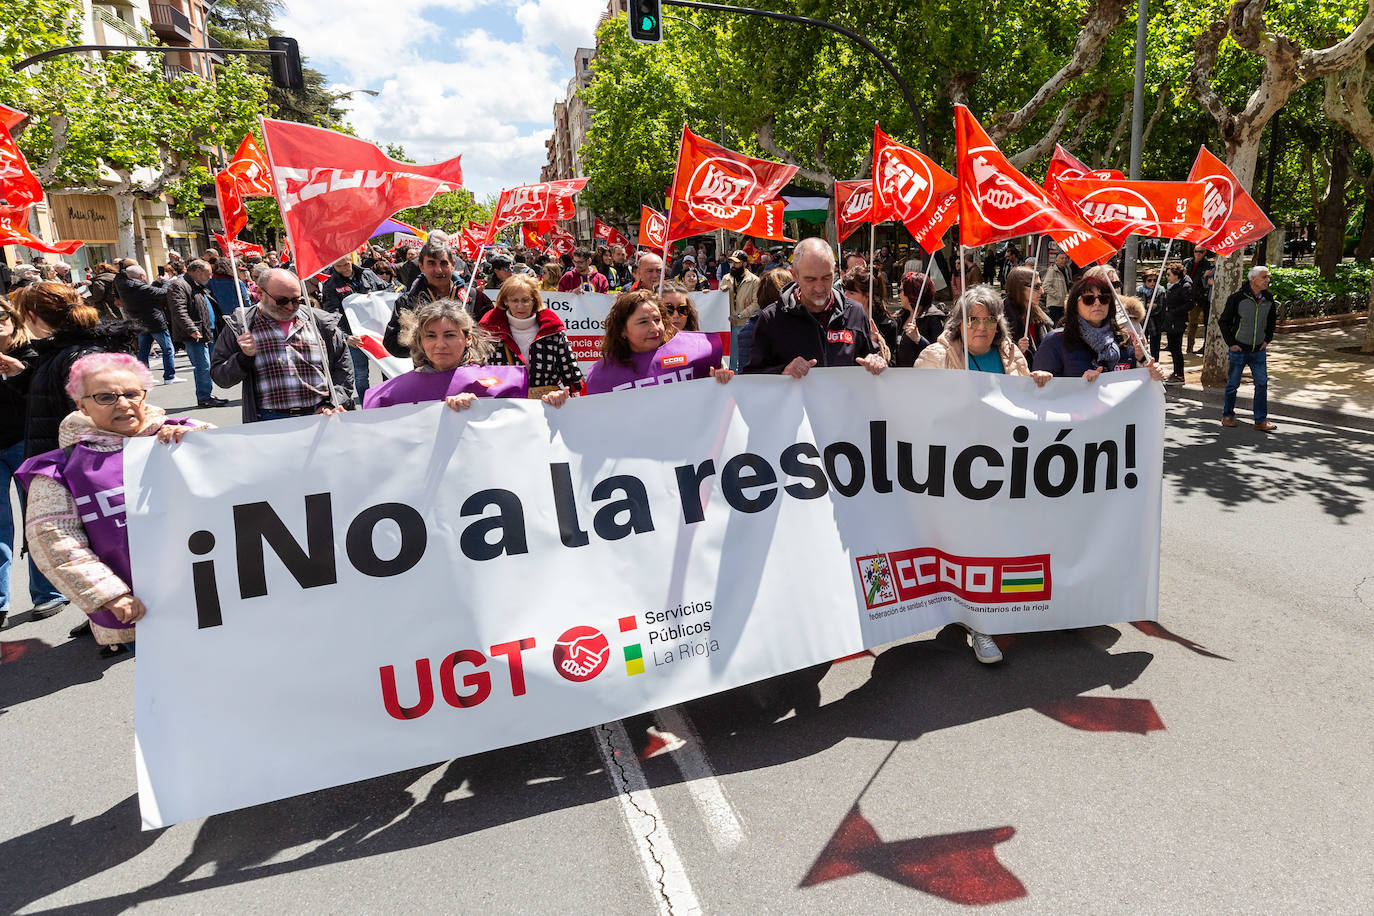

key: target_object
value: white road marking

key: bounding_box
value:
[593,721,702,916]
[654,706,745,851]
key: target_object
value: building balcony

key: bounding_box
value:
[149,2,193,43]
[94,8,144,44]
[208,36,225,65]
[163,61,194,81]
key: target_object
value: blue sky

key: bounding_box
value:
[276,0,611,199]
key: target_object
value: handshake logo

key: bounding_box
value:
[552,625,611,683]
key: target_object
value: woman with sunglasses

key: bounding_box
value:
[658,281,701,341]
[1002,265,1053,362]
[584,289,732,395]
[17,352,209,656]
[1032,275,1165,382]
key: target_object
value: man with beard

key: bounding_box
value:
[210,268,354,422]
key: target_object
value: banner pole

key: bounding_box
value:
[1024,235,1044,348]
[1139,237,1173,349]
[959,242,968,370]
[867,220,875,306]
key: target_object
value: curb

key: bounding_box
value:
[1169,383,1374,432]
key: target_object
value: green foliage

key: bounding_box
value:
[392,190,493,235]
[1269,262,1374,301]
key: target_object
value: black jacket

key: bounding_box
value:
[166,275,216,343]
[320,266,389,334]
[210,305,356,423]
[1163,277,1194,322]
[0,342,40,449]
[1185,255,1212,304]
[114,271,170,334]
[382,273,469,357]
[23,321,141,458]
[1219,283,1277,352]
[743,284,877,374]
[86,269,123,322]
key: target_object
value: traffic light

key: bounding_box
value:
[628,0,662,44]
[267,36,305,93]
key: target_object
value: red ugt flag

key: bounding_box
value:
[593,218,631,250]
[666,126,796,241]
[0,206,81,255]
[488,178,587,241]
[214,233,264,258]
[226,133,274,197]
[215,170,247,240]
[546,224,576,257]
[260,118,464,279]
[871,124,958,253]
[1052,177,1209,249]
[0,118,44,209]
[834,179,872,244]
[638,206,666,249]
[1044,145,1124,189]
[954,105,1115,267]
[1187,146,1274,256]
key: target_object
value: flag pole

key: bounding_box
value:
[661,125,688,296]
[1024,234,1044,349]
[959,241,969,370]
[867,220,876,307]
[1138,237,1173,351]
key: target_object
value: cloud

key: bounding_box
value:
[514,0,610,57]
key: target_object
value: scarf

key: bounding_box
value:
[508,312,538,361]
[1077,316,1120,367]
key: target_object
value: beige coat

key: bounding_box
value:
[720,269,760,326]
[913,331,1031,375]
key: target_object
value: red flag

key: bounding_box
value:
[226,133,274,197]
[521,221,549,248]
[260,118,463,278]
[215,170,247,240]
[459,222,487,259]
[280,241,291,265]
[871,124,959,253]
[488,178,587,241]
[593,218,631,250]
[1044,145,1124,189]
[0,120,44,209]
[0,103,28,137]
[954,105,1115,267]
[735,200,794,243]
[1053,177,1210,249]
[0,206,81,254]
[665,126,797,240]
[742,239,759,260]
[638,206,666,249]
[834,179,873,244]
[547,224,576,256]
[214,234,265,258]
[1187,147,1274,256]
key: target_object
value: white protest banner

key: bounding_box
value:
[392,232,424,249]
[126,369,1162,828]
[343,291,411,378]
[535,289,729,368]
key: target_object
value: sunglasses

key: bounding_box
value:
[663,305,692,316]
[82,389,146,406]
[967,317,999,329]
[1079,293,1111,305]
[271,294,308,307]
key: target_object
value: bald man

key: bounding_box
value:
[630,253,664,292]
[742,237,886,378]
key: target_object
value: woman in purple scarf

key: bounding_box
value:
[584,289,733,395]
[364,299,568,410]
[17,353,210,657]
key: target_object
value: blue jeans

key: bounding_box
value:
[0,441,64,612]
[1224,348,1268,423]
[137,329,176,380]
[184,339,212,401]
[349,346,370,401]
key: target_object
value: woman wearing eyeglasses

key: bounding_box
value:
[481,274,584,400]
[17,353,210,656]
[1032,275,1166,382]
[658,281,701,341]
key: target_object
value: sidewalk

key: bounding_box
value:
[1177,324,1374,428]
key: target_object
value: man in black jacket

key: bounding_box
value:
[166,259,228,407]
[743,237,887,378]
[1160,262,1193,383]
[321,255,390,401]
[1219,265,1278,431]
[382,241,468,357]
[115,261,180,385]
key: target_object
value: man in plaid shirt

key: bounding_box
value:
[210,268,356,422]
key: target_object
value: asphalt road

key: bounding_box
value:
[2,358,1372,914]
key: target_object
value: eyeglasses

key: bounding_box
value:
[270,294,307,307]
[82,389,146,406]
[664,305,692,316]
[967,317,999,329]
[1080,293,1111,305]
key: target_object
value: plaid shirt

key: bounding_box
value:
[249,308,332,412]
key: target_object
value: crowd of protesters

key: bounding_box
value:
[0,227,1272,677]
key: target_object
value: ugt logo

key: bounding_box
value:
[552,625,610,682]
[687,158,760,221]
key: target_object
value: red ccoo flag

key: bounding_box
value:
[260,118,463,279]
[488,179,587,242]
[665,126,796,241]
[226,133,274,197]
[638,206,667,249]
[1187,147,1274,256]
[834,179,873,244]
[593,218,631,250]
[954,105,1114,266]
[871,124,959,253]
[1053,177,1209,249]
[215,170,247,240]
[521,221,550,248]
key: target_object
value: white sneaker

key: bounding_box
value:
[969,630,1003,664]
[160,376,185,385]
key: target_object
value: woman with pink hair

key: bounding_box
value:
[16,353,212,657]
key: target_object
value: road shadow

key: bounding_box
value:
[1162,399,1374,520]
[7,625,1160,913]
[0,635,128,714]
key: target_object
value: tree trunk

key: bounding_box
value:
[1314,133,1352,278]
[115,193,139,263]
[1364,278,1374,353]
[1357,177,1374,259]
[1265,225,1286,267]
[1202,141,1262,390]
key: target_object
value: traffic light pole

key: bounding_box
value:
[11,45,285,71]
[661,0,929,154]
